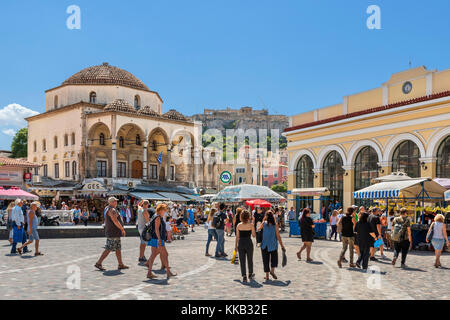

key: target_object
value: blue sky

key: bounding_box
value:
[0,0,449,150]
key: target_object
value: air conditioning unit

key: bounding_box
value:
[127,181,137,189]
[188,181,196,189]
[32,175,41,183]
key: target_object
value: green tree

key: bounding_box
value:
[271,182,287,193]
[11,128,28,158]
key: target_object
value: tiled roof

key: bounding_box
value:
[163,109,188,121]
[284,91,450,133]
[0,157,41,168]
[137,105,161,117]
[62,63,150,91]
[104,99,136,113]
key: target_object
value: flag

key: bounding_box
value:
[157,151,163,164]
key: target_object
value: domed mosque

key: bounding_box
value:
[26,63,214,196]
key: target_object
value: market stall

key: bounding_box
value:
[245,199,272,211]
[288,188,330,238]
[212,184,285,204]
[353,173,447,248]
[0,186,39,201]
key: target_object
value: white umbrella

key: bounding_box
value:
[212,184,285,202]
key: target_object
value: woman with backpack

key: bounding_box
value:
[426,214,449,268]
[146,203,177,279]
[391,208,412,268]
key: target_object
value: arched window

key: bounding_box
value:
[152,140,157,151]
[354,146,379,191]
[71,133,76,145]
[295,155,314,188]
[134,95,141,110]
[119,136,124,148]
[89,92,97,104]
[54,136,58,149]
[33,141,37,152]
[42,139,46,151]
[72,161,77,177]
[136,134,141,146]
[54,95,58,108]
[392,141,420,178]
[436,136,450,178]
[64,134,68,146]
[99,133,105,146]
[322,151,344,208]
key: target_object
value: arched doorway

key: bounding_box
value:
[322,151,344,216]
[295,155,314,212]
[131,160,143,179]
[392,140,420,178]
[354,146,379,207]
[436,136,450,178]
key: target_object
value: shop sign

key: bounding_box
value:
[82,181,107,192]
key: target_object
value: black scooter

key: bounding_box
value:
[39,213,60,226]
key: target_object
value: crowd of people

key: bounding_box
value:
[3,196,449,283]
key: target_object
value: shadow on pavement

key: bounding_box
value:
[400,266,426,272]
[306,261,323,265]
[263,280,291,287]
[144,278,169,285]
[102,270,124,276]
[233,279,263,288]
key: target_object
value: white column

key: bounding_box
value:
[166,149,171,182]
[112,139,117,178]
[143,141,148,180]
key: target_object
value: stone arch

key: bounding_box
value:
[289,149,317,171]
[426,127,450,158]
[317,145,347,169]
[88,122,111,147]
[383,133,426,163]
[116,123,146,147]
[346,140,382,166]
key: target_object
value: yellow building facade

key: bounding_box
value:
[284,66,450,212]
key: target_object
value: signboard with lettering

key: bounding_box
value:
[81,181,107,192]
[0,170,22,182]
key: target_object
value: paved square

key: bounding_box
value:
[1,228,449,300]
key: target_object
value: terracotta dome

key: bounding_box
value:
[62,63,149,91]
[104,99,136,113]
[163,109,188,121]
[137,105,161,117]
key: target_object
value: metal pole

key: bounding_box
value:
[421,181,425,224]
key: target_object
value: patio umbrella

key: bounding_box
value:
[245,199,272,209]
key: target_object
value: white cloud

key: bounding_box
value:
[0,103,40,128]
[2,129,17,137]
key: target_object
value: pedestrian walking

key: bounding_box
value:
[296,208,315,262]
[329,210,339,240]
[355,212,377,270]
[6,202,14,245]
[205,208,218,256]
[254,207,264,247]
[146,203,177,279]
[337,207,356,268]
[232,207,242,237]
[259,210,285,280]
[213,203,227,258]
[10,199,29,254]
[426,214,449,268]
[235,210,256,283]
[391,208,412,268]
[137,200,152,262]
[368,208,383,260]
[187,204,195,232]
[17,202,43,256]
[94,197,128,271]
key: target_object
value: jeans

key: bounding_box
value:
[393,240,410,264]
[356,245,370,269]
[206,229,217,254]
[340,236,355,263]
[261,247,278,273]
[238,238,254,277]
[330,225,338,240]
[11,224,28,254]
[215,229,225,255]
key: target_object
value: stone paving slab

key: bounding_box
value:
[0,227,448,300]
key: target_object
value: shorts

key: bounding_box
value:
[432,238,445,251]
[29,229,40,241]
[105,238,122,251]
[148,238,165,248]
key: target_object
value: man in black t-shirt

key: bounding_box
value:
[368,208,382,261]
[214,203,228,258]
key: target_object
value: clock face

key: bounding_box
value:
[402,81,413,94]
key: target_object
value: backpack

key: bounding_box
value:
[391,218,407,242]
[141,214,159,242]
[212,212,223,229]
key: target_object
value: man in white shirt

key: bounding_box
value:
[11,199,28,254]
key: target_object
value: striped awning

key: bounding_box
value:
[353,178,446,200]
[129,192,168,201]
[445,190,450,201]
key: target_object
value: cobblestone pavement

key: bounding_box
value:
[0,227,448,300]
